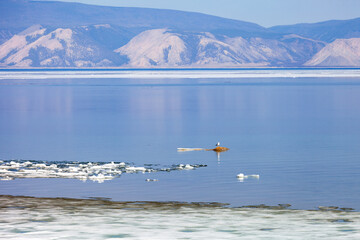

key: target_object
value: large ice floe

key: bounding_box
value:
[0,195,359,240]
[0,160,206,183]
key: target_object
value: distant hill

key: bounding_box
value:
[0,0,269,34]
[115,29,324,68]
[305,38,360,67]
[0,0,359,68]
[270,18,360,43]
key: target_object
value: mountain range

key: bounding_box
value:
[0,0,359,68]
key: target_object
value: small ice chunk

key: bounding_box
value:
[102,162,116,169]
[237,173,260,181]
[89,173,107,183]
[145,179,158,182]
[77,175,88,182]
[35,163,47,168]
[1,176,14,181]
[237,173,245,179]
[126,166,146,172]
[49,164,57,169]
[90,165,102,170]
[22,161,33,167]
[176,164,185,170]
[69,167,79,172]
[184,164,194,170]
[10,161,20,168]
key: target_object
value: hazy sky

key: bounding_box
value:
[37,0,360,27]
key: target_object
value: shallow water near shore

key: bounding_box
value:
[1,70,360,213]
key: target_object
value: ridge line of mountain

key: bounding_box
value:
[0,0,359,68]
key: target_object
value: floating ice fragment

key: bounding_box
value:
[237,173,260,181]
[89,174,106,183]
[102,162,116,169]
[35,163,47,168]
[10,161,20,168]
[184,164,194,170]
[126,166,147,172]
[176,164,196,170]
[68,167,79,172]
[22,161,32,166]
[237,173,245,179]
[49,164,57,169]
[146,179,159,182]
[88,173,115,183]
[1,176,14,181]
[90,165,102,170]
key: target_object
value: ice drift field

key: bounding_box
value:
[0,160,206,183]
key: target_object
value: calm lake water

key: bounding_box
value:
[1,70,360,210]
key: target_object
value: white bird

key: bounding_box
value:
[216,142,220,146]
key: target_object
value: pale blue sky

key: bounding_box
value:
[37,0,360,27]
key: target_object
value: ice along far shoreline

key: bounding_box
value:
[1,68,360,80]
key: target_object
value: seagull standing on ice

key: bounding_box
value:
[216,142,220,146]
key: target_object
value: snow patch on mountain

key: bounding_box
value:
[0,27,74,67]
[305,38,360,66]
[0,24,127,67]
[115,29,187,67]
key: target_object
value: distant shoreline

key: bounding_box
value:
[2,68,360,80]
[1,67,360,71]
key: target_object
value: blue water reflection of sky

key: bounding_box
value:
[1,77,360,209]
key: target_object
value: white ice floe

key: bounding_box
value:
[125,166,147,173]
[237,173,260,182]
[184,164,195,170]
[237,173,245,179]
[0,160,206,183]
[176,164,195,170]
[88,174,114,183]
[0,176,14,181]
